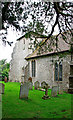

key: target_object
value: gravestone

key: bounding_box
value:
[51,86,58,97]
[28,81,33,90]
[34,81,40,90]
[28,77,33,90]
[41,81,50,99]
[0,83,5,94]
[19,82,29,99]
[41,81,48,89]
[58,84,63,94]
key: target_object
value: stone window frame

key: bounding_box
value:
[54,61,62,81]
[31,60,36,77]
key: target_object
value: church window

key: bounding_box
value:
[55,62,58,81]
[32,60,36,77]
[59,62,62,81]
[55,62,62,81]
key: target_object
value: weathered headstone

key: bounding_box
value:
[41,81,50,99]
[28,81,33,90]
[41,81,48,89]
[0,83,5,94]
[58,84,63,94]
[34,81,40,90]
[28,77,33,90]
[51,86,58,97]
[19,82,29,99]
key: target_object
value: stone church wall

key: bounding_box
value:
[28,52,71,90]
[9,37,43,82]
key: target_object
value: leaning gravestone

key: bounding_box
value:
[51,86,58,97]
[0,83,5,94]
[34,81,40,90]
[19,82,29,99]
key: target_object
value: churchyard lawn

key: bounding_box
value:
[1,81,73,119]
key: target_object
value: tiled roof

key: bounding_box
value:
[25,33,71,60]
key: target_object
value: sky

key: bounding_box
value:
[0,27,22,63]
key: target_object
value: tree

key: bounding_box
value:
[0,59,10,81]
[1,1,73,47]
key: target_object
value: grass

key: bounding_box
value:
[0,81,72,119]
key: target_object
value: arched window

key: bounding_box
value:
[32,60,36,77]
[59,62,62,81]
[55,62,58,81]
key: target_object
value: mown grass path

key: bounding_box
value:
[1,82,72,119]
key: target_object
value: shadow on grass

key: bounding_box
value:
[19,97,32,102]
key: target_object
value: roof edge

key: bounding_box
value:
[25,50,70,60]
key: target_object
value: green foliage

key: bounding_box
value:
[69,45,73,53]
[1,82,72,119]
[1,2,73,48]
[0,59,10,81]
[35,21,44,34]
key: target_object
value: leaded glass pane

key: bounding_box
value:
[55,62,58,81]
[59,62,62,81]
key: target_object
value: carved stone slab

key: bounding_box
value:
[19,82,29,99]
[34,81,40,90]
[51,86,58,97]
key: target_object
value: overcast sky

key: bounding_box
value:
[0,27,22,62]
